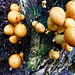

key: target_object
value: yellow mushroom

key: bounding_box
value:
[49,50,60,59]
[8,54,22,68]
[20,14,25,21]
[9,35,18,44]
[64,18,75,28]
[10,3,20,12]
[35,23,45,33]
[8,11,21,24]
[65,43,73,52]
[14,23,27,38]
[32,21,38,28]
[47,17,58,31]
[4,24,14,35]
[49,7,66,26]
[57,26,65,33]
[66,1,75,19]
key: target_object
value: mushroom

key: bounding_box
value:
[51,51,60,59]
[65,43,73,52]
[8,54,22,68]
[42,0,47,5]
[54,27,75,47]
[8,11,21,24]
[20,14,25,21]
[47,17,58,31]
[32,21,45,33]
[9,35,18,44]
[10,3,20,12]
[42,5,46,9]
[54,34,67,44]
[49,50,54,59]
[57,26,65,34]
[66,1,75,19]
[14,23,27,38]
[4,24,14,35]
[49,50,60,59]
[49,7,66,26]
[19,52,24,58]
[32,21,38,29]
[42,0,47,9]
[35,23,45,33]
[64,18,75,28]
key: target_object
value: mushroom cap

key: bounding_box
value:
[65,27,75,47]
[54,34,66,44]
[49,7,65,26]
[9,35,18,44]
[8,11,21,24]
[64,18,75,28]
[65,43,73,52]
[14,23,27,38]
[35,23,45,33]
[4,24,14,35]
[66,1,75,19]
[47,17,58,31]
[57,26,65,33]
[52,51,60,59]
[32,21,38,28]
[20,14,25,21]
[10,3,20,11]
[8,54,22,68]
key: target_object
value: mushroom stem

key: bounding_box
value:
[53,34,67,44]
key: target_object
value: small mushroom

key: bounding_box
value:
[4,24,14,35]
[52,51,60,59]
[20,14,25,21]
[14,23,27,38]
[8,54,22,68]
[57,26,65,34]
[42,0,47,5]
[42,5,46,9]
[32,21,38,28]
[8,11,21,24]
[54,34,67,44]
[49,50,54,59]
[19,52,24,58]
[49,50,60,59]
[65,43,73,52]
[10,3,20,12]
[9,35,18,44]
[47,17,58,31]
[64,18,75,28]
[35,23,45,33]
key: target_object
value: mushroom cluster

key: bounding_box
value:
[47,1,75,59]
[3,3,27,69]
[42,0,47,9]
[49,50,60,59]
[32,21,45,33]
[4,3,27,44]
